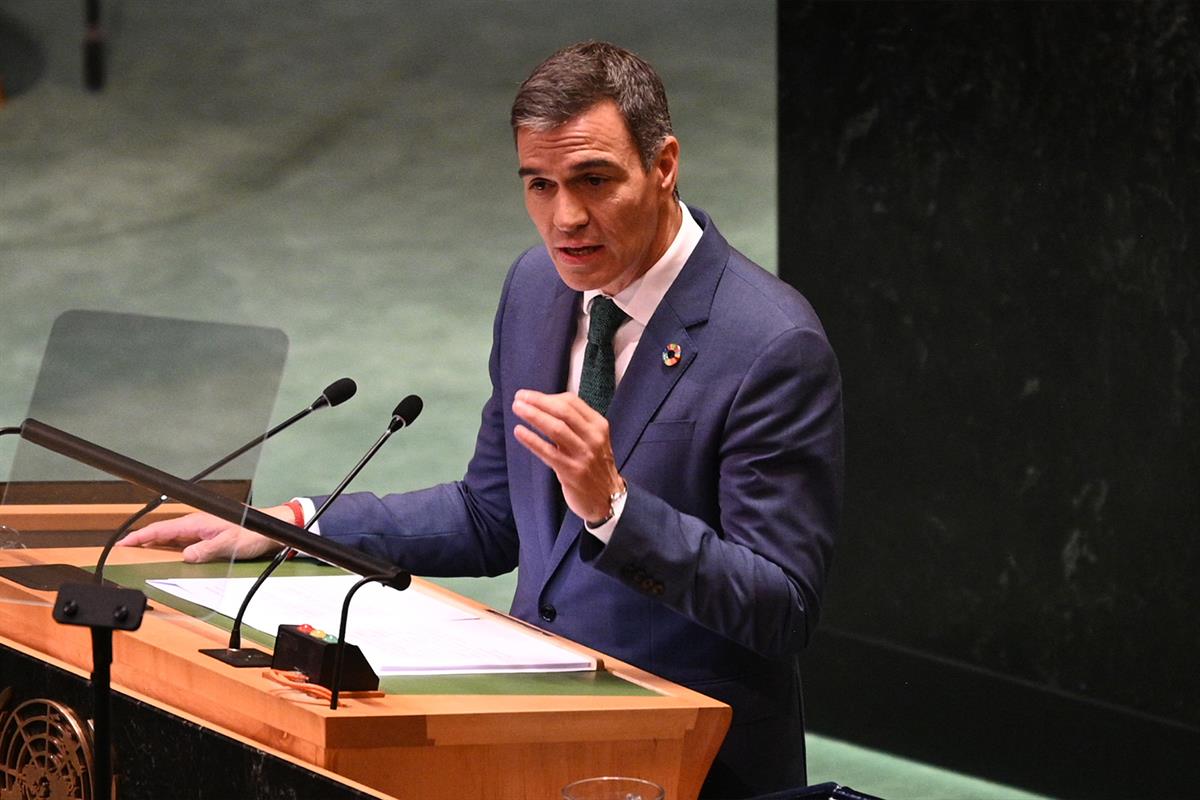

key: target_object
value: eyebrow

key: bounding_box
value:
[517,158,624,178]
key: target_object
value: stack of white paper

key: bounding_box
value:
[148,574,596,675]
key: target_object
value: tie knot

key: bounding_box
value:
[587,297,627,345]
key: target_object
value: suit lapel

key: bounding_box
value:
[528,282,579,550]
[607,308,697,468]
[608,206,726,467]
[528,282,578,395]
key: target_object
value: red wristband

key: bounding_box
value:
[285,500,305,527]
[283,501,305,560]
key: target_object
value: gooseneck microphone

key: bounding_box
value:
[8,411,413,800]
[93,378,358,584]
[176,376,357,487]
[209,394,424,668]
[198,377,358,480]
[387,394,424,431]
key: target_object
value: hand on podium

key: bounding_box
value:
[117,506,291,563]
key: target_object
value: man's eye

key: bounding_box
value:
[527,180,550,192]
[585,176,607,187]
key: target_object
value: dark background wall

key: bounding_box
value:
[779,2,1199,797]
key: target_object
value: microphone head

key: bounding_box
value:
[389,395,424,431]
[314,378,357,409]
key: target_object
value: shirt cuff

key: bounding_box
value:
[583,489,627,545]
[292,496,321,536]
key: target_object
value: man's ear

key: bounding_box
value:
[655,136,680,195]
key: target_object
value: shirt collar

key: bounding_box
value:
[583,201,704,326]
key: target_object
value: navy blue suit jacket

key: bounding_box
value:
[315,207,843,796]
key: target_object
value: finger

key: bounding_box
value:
[231,531,278,561]
[514,421,614,489]
[515,390,612,452]
[114,528,158,547]
[512,398,588,454]
[513,423,569,471]
[515,421,621,521]
[118,518,205,548]
[515,390,598,431]
[181,542,217,564]
[181,530,241,564]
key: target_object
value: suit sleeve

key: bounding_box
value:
[581,325,843,657]
[307,262,522,578]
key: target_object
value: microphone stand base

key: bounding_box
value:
[200,647,273,668]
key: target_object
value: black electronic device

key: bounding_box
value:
[271,624,379,692]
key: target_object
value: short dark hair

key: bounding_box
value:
[510,41,674,171]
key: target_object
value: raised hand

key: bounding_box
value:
[511,389,624,524]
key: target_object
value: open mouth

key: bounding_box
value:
[560,245,602,257]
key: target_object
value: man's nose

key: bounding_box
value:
[552,191,588,232]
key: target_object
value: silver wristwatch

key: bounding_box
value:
[588,480,627,528]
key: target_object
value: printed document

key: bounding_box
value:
[148,574,596,675]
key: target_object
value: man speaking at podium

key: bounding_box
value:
[121,42,843,798]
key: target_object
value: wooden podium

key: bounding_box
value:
[0,505,730,799]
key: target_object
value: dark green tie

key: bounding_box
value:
[578,296,628,415]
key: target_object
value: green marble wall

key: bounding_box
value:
[780,2,1199,796]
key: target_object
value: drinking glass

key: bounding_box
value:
[562,776,666,800]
